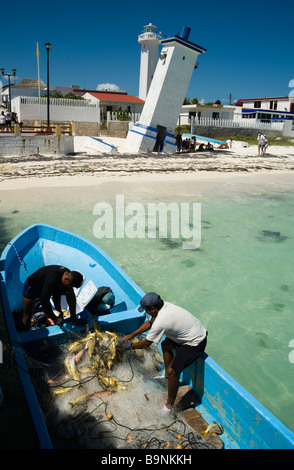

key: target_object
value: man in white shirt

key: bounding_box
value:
[122,292,207,414]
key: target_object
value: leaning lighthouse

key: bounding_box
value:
[138,23,161,101]
[125,26,206,154]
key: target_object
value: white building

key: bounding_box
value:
[236,96,294,113]
[138,23,162,100]
[180,95,294,137]
[178,102,235,126]
[83,90,144,123]
[234,96,294,125]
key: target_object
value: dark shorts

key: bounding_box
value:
[165,334,207,375]
[23,279,38,300]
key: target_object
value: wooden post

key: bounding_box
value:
[71,121,76,136]
[55,124,61,136]
[14,123,21,136]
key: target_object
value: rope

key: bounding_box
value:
[9,242,29,277]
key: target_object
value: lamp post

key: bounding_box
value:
[45,42,51,130]
[0,68,16,112]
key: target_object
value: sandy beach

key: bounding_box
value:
[0,136,294,213]
[0,137,294,192]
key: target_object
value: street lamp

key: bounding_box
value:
[1,68,16,112]
[45,42,51,129]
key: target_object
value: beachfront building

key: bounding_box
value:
[0,79,145,136]
[178,102,235,126]
[234,96,294,125]
[82,90,144,123]
[138,23,162,100]
[181,95,294,137]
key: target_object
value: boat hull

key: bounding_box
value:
[0,224,293,449]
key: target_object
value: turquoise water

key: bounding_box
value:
[0,179,294,437]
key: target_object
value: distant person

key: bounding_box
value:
[227,139,233,148]
[18,265,86,331]
[191,136,196,152]
[176,134,182,153]
[182,138,190,152]
[121,293,207,415]
[4,109,12,132]
[257,133,265,155]
[206,142,214,151]
[262,135,268,155]
[198,143,205,151]
[11,112,19,125]
[0,111,5,131]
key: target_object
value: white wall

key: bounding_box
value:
[12,96,100,123]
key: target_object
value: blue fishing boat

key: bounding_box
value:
[0,224,293,449]
[181,133,229,149]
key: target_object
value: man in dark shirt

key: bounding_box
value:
[20,265,86,331]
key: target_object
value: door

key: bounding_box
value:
[153,125,167,152]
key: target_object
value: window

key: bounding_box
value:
[254,101,261,108]
[257,113,271,123]
[242,113,255,119]
[212,112,219,119]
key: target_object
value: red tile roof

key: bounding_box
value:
[87,91,145,104]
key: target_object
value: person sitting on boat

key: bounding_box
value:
[20,265,86,331]
[122,292,207,415]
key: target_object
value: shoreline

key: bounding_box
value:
[1,136,294,199]
[1,171,294,212]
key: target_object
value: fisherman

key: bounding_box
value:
[19,265,87,331]
[122,293,207,415]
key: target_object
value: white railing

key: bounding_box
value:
[107,111,141,123]
[20,96,97,107]
[191,116,284,131]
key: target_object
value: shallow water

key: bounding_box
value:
[0,175,294,444]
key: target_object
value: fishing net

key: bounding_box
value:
[16,327,219,449]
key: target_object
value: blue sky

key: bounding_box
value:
[1,0,293,104]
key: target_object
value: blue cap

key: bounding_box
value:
[138,292,161,312]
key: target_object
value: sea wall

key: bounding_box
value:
[0,136,74,157]
[192,126,282,139]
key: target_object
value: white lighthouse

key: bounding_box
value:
[125,27,206,154]
[138,23,161,101]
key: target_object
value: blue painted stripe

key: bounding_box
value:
[134,123,158,133]
[242,108,294,116]
[165,132,176,139]
[165,140,177,146]
[91,137,117,149]
[130,129,157,140]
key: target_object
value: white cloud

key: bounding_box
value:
[96,83,121,92]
